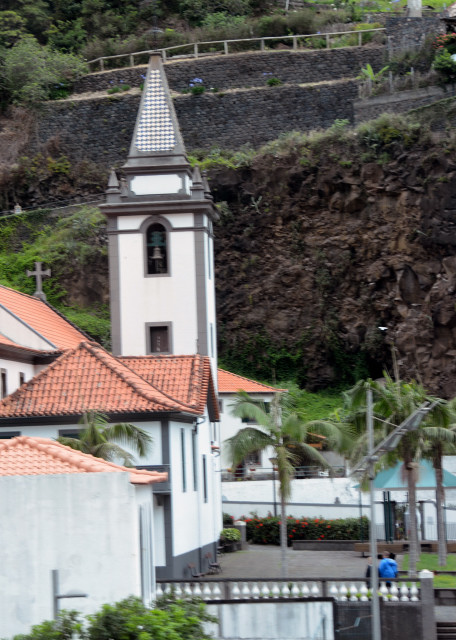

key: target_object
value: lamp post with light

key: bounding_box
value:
[351,392,434,640]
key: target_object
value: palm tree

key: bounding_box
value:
[226,391,351,578]
[344,375,450,576]
[57,411,153,466]
[421,417,456,566]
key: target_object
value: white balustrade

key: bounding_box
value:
[251,583,261,599]
[410,582,419,601]
[241,583,251,598]
[349,584,358,601]
[400,583,410,601]
[359,583,369,601]
[156,578,422,603]
[231,582,241,599]
[389,583,399,601]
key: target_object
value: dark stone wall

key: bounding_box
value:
[73,47,386,94]
[385,16,444,52]
[354,85,456,123]
[335,601,423,640]
[32,80,358,164]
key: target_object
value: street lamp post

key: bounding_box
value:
[351,395,434,640]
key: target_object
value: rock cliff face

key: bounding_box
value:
[211,128,456,397]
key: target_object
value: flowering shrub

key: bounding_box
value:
[236,514,369,546]
[433,32,456,55]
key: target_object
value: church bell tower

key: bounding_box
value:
[101,55,218,372]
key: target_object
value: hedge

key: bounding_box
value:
[235,514,369,546]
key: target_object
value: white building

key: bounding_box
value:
[0,436,166,638]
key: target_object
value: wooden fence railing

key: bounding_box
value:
[87,28,386,72]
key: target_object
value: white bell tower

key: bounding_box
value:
[101,55,218,373]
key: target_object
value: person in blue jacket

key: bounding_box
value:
[379,552,398,584]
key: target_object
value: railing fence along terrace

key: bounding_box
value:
[87,28,386,71]
[156,578,420,602]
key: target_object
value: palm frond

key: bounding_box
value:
[104,423,153,457]
[225,427,274,468]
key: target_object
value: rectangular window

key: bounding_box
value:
[146,323,172,354]
[181,428,186,492]
[1,370,6,399]
[207,237,211,280]
[202,454,208,503]
[218,399,223,413]
[210,323,214,358]
[58,429,81,440]
[192,430,198,491]
[150,326,169,353]
[19,372,25,386]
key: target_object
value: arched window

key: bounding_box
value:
[146,223,168,275]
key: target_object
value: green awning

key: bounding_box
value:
[371,460,456,490]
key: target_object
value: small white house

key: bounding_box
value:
[0,436,167,639]
[217,369,280,474]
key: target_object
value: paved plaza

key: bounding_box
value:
[215,545,380,579]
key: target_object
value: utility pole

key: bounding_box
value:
[367,389,381,640]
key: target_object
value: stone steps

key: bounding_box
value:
[437,622,456,640]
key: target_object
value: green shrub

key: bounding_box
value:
[266,76,282,86]
[433,49,456,84]
[14,596,215,640]
[223,512,235,526]
[220,527,241,541]
[241,515,369,545]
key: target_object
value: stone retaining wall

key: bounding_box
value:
[354,85,456,123]
[73,46,386,94]
[385,16,444,52]
[32,79,358,165]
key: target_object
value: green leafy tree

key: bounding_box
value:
[226,390,351,577]
[344,374,450,575]
[1,35,87,105]
[0,11,27,47]
[57,411,153,466]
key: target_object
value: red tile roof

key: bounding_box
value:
[0,342,203,418]
[121,354,218,417]
[0,285,87,351]
[0,436,167,484]
[218,369,283,394]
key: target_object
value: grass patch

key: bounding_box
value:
[402,553,456,586]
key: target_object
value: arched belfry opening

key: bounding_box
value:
[146,223,168,274]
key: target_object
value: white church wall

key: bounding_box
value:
[169,418,220,557]
[0,472,143,639]
[117,228,198,356]
[0,357,35,398]
[0,307,54,351]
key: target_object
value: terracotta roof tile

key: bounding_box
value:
[0,436,167,484]
[0,285,87,350]
[0,342,199,418]
[121,354,219,418]
[218,369,284,394]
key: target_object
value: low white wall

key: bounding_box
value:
[206,600,334,640]
[0,472,142,639]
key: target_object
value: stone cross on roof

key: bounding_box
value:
[26,262,51,302]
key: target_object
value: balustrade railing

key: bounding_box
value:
[156,578,420,602]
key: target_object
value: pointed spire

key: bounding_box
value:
[106,169,120,194]
[202,170,213,202]
[191,165,205,200]
[124,54,188,173]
